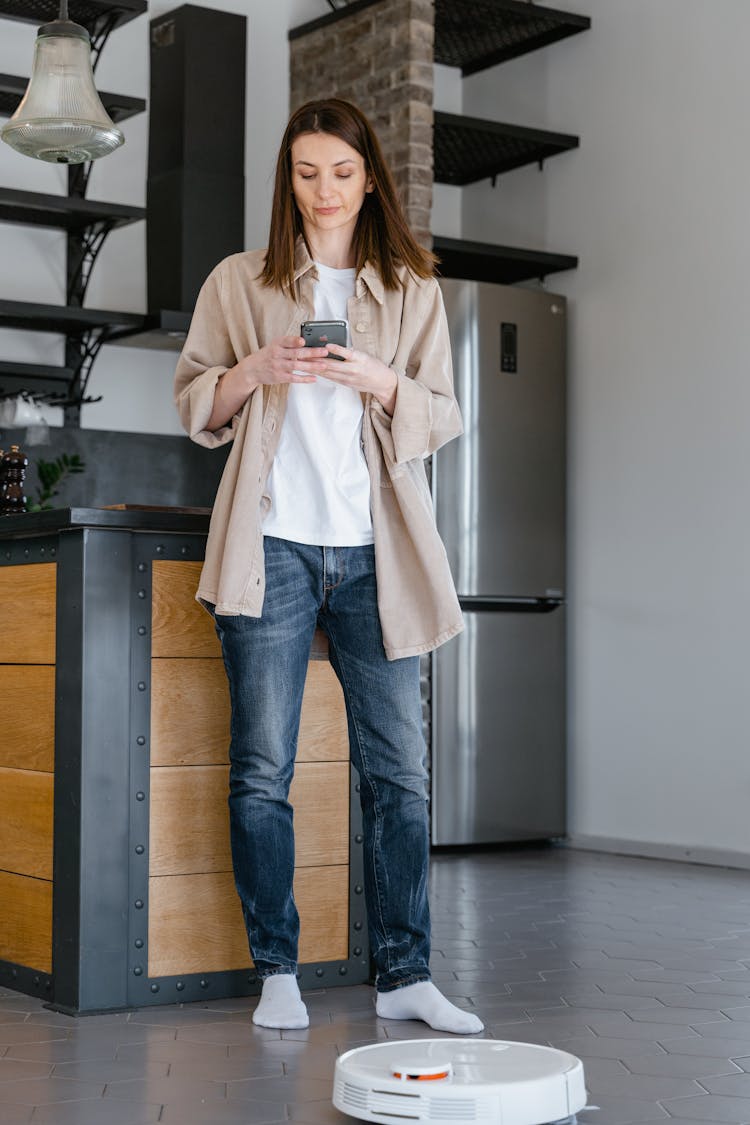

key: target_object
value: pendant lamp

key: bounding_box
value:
[0,0,124,164]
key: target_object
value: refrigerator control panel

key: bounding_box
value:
[501,322,517,373]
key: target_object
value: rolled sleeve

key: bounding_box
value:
[370,278,462,465]
[174,265,239,448]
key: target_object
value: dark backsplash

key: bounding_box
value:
[2,427,230,510]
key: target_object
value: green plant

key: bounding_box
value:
[27,453,86,512]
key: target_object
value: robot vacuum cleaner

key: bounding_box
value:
[333,1038,588,1125]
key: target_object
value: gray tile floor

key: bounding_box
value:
[2,846,750,1124]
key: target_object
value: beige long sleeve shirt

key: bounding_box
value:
[174,241,464,660]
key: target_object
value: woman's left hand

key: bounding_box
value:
[317,344,398,415]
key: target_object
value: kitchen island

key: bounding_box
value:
[0,509,367,1013]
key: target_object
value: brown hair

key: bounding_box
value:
[261,98,436,292]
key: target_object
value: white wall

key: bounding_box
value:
[0,0,324,434]
[456,0,750,864]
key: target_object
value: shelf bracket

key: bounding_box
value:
[89,11,120,70]
[62,328,108,427]
[67,162,93,200]
[66,222,115,308]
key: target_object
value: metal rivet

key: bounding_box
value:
[50,548,56,556]
[11,969,17,978]
[355,834,363,844]
[23,549,30,557]
[44,980,51,990]
[180,546,190,555]
[176,981,184,991]
[33,975,40,985]
[135,938,144,949]
[354,921,363,931]
[137,682,146,692]
[133,966,143,976]
[4,551,10,559]
[135,844,145,855]
[135,899,144,909]
[200,979,208,988]
[316,968,324,977]
[355,783,361,793]
[353,947,362,956]
[339,966,348,975]
[137,626,147,636]
[136,791,145,802]
[150,983,160,993]
[354,884,363,895]
[136,736,146,746]
[156,545,165,554]
[137,563,146,572]
[39,547,45,555]
[137,589,146,599]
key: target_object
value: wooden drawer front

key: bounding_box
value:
[0,767,53,880]
[298,662,349,762]
[151,657,229,766]
[0,563,56,664]
[0,665,55,771]
[151,561,220,658]
[151,559,332,662]
[148,865,348,977]
[149,762,349,876]
[150,658,349,766]
[0,870,52,973]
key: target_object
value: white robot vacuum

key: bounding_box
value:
[333,1038,588,1125]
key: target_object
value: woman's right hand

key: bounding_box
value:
[207,336,328,431]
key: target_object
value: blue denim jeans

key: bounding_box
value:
[211,536,431,992]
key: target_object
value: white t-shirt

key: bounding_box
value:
[262,261,374,546]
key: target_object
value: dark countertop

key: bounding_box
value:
[0,506,212,540]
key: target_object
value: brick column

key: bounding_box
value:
[289,0,434,246]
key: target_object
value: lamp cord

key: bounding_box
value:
[59,0,69,20]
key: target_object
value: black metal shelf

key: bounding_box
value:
[434,0,590,75]
[0,360,75,398]
[0,188,145,231]
[304,0,590,76]
[0,0,148,423]
[107,308,191,351]
[0,299,144,335]
[0,73,145,123]
[433,236,577,284]
[434,110,578,186]
[0,0,145,37]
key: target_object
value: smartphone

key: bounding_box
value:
[301,319,347,359]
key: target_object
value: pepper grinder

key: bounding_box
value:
[1,444,28,515]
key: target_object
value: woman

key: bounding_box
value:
[174,98,483,1035]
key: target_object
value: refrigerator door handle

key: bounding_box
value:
[458,596,563,613]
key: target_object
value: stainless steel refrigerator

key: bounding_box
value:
[430,278,566,846]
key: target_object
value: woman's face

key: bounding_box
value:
[290,131,373,244]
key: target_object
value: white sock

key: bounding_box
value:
[376,981,484,1035]
[252,973,309,1030]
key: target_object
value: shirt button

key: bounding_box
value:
[355,321,368,333]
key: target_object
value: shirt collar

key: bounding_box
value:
[292,238,385,306]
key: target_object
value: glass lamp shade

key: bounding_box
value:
[0,21,124,164]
